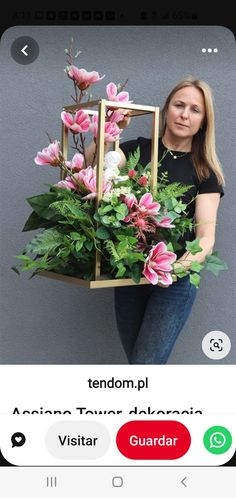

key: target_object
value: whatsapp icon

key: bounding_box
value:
[203,426,232,454]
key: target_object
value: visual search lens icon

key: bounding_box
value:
[210,338,223,352]
[202,331,231,360]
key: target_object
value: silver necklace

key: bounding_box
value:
[167,149,189,160]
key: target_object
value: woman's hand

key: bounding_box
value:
[117,110,132,129]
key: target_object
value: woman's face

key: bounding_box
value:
[166,86,205,139]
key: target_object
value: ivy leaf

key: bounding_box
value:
[96,226,110,239]
[164,198,178,210]
[190,261,204,272]
[166,242,174,252]
[115,203,128,220]
[85,240,94,251]
[190,272,201,288]
[70,232,81,241]
[185,238,203,255]
[75,240,84,252]
[162,210,179,222]
[174,201,187,214]
[98,204,114,215]
[102,215,120,228]
[93,212,101,222]
[174,266,188,278]
[116,234,137,245]
[205,253,228,276]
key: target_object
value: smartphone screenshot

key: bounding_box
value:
[0,16,235,496]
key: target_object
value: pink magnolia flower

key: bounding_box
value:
[106,82,132,103]
[61,110,90,133]
[137,193,160,216]
[90,115,121,142]
[107,109,125,123]
[124,193,137,210]
[67,65,105,90]
[77,166,111,199]
[34,140,61,167]
[155,217,175,228]
[55,177,76,190]
[143,241,177,286]
[123,193,160,228]
[55,165,111,199]
[65,153,84,172]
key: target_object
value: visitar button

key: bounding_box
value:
[46,421,110,459]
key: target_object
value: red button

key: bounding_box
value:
[116,421,191,459]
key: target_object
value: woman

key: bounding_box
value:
[114,76,225,364]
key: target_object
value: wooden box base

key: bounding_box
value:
[38,271,150,289]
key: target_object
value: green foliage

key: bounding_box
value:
[190,261,204,272]
[185,238,203,255]
[13,147,227,286]
[26,192,61,220]
[205,252,228,276]
[50,199,93,225]
[190,272,201,288]
[25,229,65,255]
[104,236,145,280]
[126,146,140,169]
[156,178,193,203]
[96,226,110,240]
[22,211,55,232]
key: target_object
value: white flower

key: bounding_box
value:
[120,186,131,195]
[103,151,123,181]
[104,165,120,181]
[104,150,121,169]
[102,192,113,202]
[111,188,121,195]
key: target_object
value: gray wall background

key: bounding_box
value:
[0,26,235,364]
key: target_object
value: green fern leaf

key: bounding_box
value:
[25,229,64,255]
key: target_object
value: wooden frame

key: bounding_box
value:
[39,100,159,288]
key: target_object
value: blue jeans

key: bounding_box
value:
[114,276,197,364]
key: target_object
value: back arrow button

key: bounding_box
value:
[181,476,187,487]
[21,45,29,56]
[11,36,39,65]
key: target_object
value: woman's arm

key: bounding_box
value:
[84,140,111,166]
[175,192,221,271]
[84,140,127,168]
[116,111,132,168]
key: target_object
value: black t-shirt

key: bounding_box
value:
[119,136,224,256]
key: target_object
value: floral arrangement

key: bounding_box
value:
[13,42,227,288]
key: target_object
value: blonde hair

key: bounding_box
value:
[160,76,225,185]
